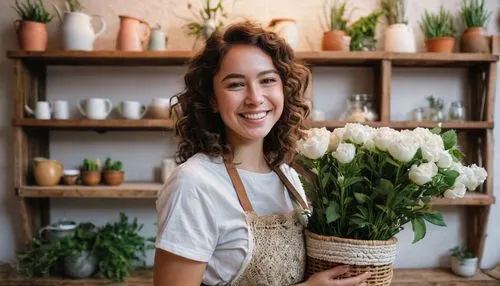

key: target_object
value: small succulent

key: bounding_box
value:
[323,0,349,31]
[81,158,100,172]
[382,0,407,25]
[13,0,53,23]
[420,6,457,40]
[450,245,476,260]
[426,95,445,111]
[104,157,123,172]
[460,0,491,29]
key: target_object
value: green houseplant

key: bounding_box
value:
[321,0,351,51]
[80,158,101,186]
[59,223,99,278]
[459,0,491,53]
[13,0,53,51]
[102,157,124,186]
[346,11,382,51]
[426,95,445,121]
[381,0,416,52]
[449,246,478,277]
[420,6,457,53]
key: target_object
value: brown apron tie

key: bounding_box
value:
[223,160,308,211]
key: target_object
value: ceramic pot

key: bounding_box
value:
[39,221,76,242]
[81,171,101,186]
[14,20,48,51]
[103,170,124,186]
[461,27,490,53]
[54,10,106,51]
[425,37,455,53]
[64,251,98,278]
[62,169,80,185]
[268,18,299,50]
[384,23,416,52]
[451,256,478,277]
[116,15,151,51]
[33,158,63,186]
[322,30,350,51]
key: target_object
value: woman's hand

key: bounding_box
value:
[298,265,370,286]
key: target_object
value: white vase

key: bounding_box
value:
[384,23,415,53]
[55,10,106,51]
[451,256,478,277]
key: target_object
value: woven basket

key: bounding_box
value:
[305,230,398,286]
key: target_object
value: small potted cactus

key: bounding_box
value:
[102,157,124,186]
[80,158,101,186]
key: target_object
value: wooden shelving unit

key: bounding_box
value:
[5,49,499,285]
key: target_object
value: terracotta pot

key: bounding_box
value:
[81,171,101,186]
[103,170,124,186]
[461,27,490,53]
[425,37,455,53]
[322,30,350,51]
[14,20,48,51]
[33,158,63,186]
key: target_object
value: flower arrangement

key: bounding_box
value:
[296,124,487,243]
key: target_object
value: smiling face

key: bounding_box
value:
[213,44,284,146]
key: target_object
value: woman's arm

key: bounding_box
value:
[153,248,207,286]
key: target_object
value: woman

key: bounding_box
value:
[154,21,370,286]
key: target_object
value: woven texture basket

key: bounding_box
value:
[305,230,398,286]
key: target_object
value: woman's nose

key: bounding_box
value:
[245,84,264,105]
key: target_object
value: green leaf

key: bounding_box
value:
[450,147,466,161]
[325,201,340,223]
[376,179,394,195]
[442,169,460,187]
[430,127,442,134]
[321,173,331,189]
[423,212,446,227]
[322,197,329,205]
[441,130,457,150]
[411,217,426,243]
[354,192,370,203]
[343,176,364,188]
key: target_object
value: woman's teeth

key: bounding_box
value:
[241,112,267,120]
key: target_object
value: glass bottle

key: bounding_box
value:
[449,101,466,121]
[411,107,425,121]
[341,94,367,122]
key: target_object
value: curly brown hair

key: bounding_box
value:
[173,21,310,167]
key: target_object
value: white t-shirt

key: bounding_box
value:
[155,153,307,285]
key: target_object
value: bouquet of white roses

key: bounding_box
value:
[296,123,487,243]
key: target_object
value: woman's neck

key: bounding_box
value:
[228,137,270,173]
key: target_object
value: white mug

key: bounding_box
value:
[118,101,147,119]
[77,98,113,120]
[25,101,52,119]
[152,98,171,107]
[53,100,69,120]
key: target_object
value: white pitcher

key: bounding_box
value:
[53,4,106,51]
[78,98,112,120]
[384,23,416,53]
[25,101,52,120]
[268,18,299,50]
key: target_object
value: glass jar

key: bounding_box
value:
[449,101,466,121]
[411,107,425,121]
[340,94,377,122]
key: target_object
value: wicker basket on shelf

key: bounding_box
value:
[305,230,398,286]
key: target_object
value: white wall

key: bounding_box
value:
[0,0,499,269]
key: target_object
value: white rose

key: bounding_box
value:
[437,151,453,169]
[329,131,340,151]
[444,182,466,199]
[412,128,444,163]
[461,166,480,191]
[373,127,399,151]
[364,138,376,150]
[471,164,487,183]
[387,132,420,162]
[343,123,374,145]
[333,128,345,142]
[296,128,330,159]
[409,162,438,185]
[333,143,356,164]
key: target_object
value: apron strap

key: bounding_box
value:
[224,161,254,212]
[272,166,309,210]
[224,160,308,212]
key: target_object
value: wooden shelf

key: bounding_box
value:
[308,120,493,130]
[7,50,498,67]
[16,182,162,198]
[1,267,497,285]
[12,118,175,131]
[16,184,494,205]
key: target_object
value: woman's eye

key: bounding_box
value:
[228,82,244,89]
[261,78,277,85]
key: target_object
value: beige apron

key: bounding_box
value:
[223,161,308,286]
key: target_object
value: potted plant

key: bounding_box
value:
[382,0,416,52]
[295,124,487,285]
[183,0,234,48]
[450,245,478,277]
[102,157,125,186]
[12,0,53,51]
[52,0,106,51]
[14,236,63,277]
[420,6,457,53]
[459,0,491,53]
[60,223,99,278]
[321,0,350,51]
[426,95,445,121]
[80,158,101,186]
[346,11,383,51]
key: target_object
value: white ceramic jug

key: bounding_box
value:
[384,23,416,53]
[268,18,299,50]
[148,24,168,51]
[25,101,52,119]
[53,4,106,51]
[78,98,112,120]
